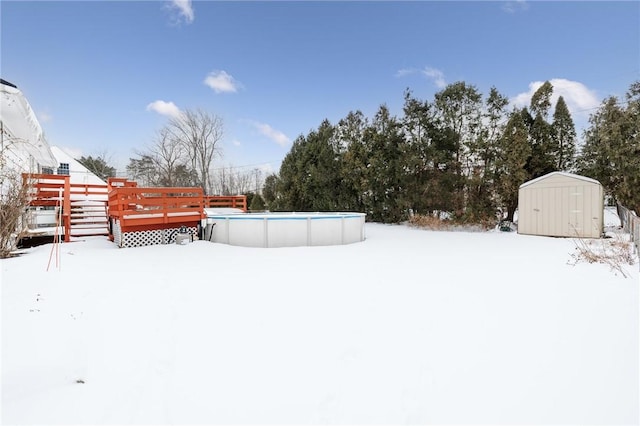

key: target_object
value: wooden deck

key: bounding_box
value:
[108,186,205,232]
[24,174,247,244]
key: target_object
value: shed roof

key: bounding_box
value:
[519,171,601,189]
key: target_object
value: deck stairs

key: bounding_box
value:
[69,199,109,238]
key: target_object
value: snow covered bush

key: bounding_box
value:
[569,232,637,278]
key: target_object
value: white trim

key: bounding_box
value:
[519,172,601,189]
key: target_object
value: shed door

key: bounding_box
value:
[575,183,602,238]
[568,185,583,237]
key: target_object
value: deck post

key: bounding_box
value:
[63,176,71,242]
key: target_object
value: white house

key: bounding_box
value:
[1,79,108,242]
[49,146,107,186]
[1,78,57,173]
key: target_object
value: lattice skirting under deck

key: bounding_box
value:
[112,220,197,248]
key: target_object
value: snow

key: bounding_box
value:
[204,208,245,215]
[2,208,638,425]
[0,81,58,169]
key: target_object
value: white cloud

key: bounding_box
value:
[204,70,242,94]
[248,121,290,147]
[502,0,529,14]
[232,139,241,147]
[165,0,194,25]
[511,78,600,121]
[422,67,447,89]
[146,100,182,119]
[396,66,447,89]
[395,68,417,78]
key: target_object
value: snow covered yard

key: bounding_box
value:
[2,219,638,425]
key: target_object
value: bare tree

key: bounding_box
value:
[166,109,223,195]
[149,127,189,187]
[211,166,264,195]
[252,168,263,194]
[0,143,31,258]
[233,169,253,194]
[127,127,199,188]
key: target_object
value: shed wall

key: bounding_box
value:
[518,174,603,238]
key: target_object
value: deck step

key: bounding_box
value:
[68,200,109,238]
[71,222,108,228]
[70,214,109,220]
[70,232,109,237]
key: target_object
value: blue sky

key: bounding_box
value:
[2,1,639,176]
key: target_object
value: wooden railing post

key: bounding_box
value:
[63,176,71,242]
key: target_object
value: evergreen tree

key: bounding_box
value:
[276,135,306,211]
[273,120,342,212]
[364,105,406,222]
[551,96,577,171]
[301,120,342,211]
[400,88,461,217]
[482,87,510,176]
[336,111,369,212]
[465,87,509,222]
[433,82,483,218]
[126,154,157,186]
[78,155,116,181]
[617,82,640,213]
[529,81,553,119]
[527,114,556,178]
[249,192,265,211]
[163,164,198,187]
[495,109,532,221]
[578,96,626,201]
[578,81,640,212]
[526,82,557,178]
[261,173,279,210]
[270,78,639,224]
[401,90,436,215]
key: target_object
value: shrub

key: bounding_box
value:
[0,169,31,258]
[568,231,637,278]
[408,213,495,232]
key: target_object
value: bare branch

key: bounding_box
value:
[166,108,223,194]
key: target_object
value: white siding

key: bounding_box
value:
[50,146,107,186]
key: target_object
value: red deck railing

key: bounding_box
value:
[108,186,206,233]
[204,195,247,212]
[24,174,250,243]
[107,177,138,190]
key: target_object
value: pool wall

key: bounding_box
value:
[205,212,366,248]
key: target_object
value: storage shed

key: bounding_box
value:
[517,172,603,238]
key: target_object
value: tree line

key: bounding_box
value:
[577,81,640,214]
[78,80,638,221]
[262,80,639,223]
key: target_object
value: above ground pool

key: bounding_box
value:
[203,210,366,248]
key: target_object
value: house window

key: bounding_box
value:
[57,163,70,175]
[41,167,54,174]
